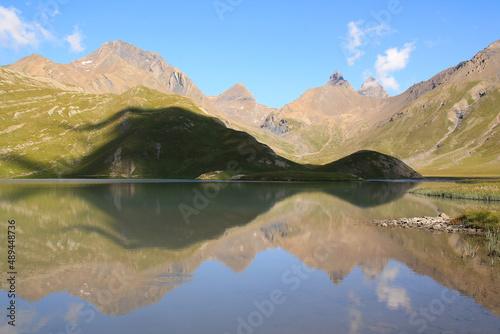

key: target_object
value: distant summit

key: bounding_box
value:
[210,83,277,126]
[326,71,350,87]
[357,77,389,98]
[217,83,254,102]
[8,40,216,112]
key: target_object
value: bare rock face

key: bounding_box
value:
[326,71,352,88]
[260,70,389,153]
[358,77,389,98]
[9,40,216,113]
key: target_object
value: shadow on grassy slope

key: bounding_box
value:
[63,106,303,179]
[0,154,57,178]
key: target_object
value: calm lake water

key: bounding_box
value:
[1,181,500,334]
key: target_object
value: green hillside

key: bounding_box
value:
[315,150,423,179]
[266,80,500,177]
[0,68,299,178]
[354,83,500,176]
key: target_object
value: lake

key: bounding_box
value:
[1,180,499,334]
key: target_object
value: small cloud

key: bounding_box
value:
[375,42,415,91]
[64,25,85,53]
[345,20,366,65]
[348,49,365,67]
[342,20,392,66]
[0,5,53,50]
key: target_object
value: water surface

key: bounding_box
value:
[0,181,499,333]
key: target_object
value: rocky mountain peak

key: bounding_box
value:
[98,40,148,55]
[222,83,253,99]
[75,40,163,67]
[326,71,348,86]
[358,77,389,98]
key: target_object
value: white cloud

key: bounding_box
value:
[345,21,365,65]
[375,265,411,310]
[375,42,415,91]
[0,6,52,50]
[343,20,392,66]
[64,25,85,53]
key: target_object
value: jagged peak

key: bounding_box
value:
[324,71,356,92]
[326,71,347,86]
[358,77,389,98]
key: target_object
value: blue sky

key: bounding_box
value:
[0,0,499,108]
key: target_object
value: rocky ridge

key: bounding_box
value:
[9,40,216,113]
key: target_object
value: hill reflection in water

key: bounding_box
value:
[0,181,499,334]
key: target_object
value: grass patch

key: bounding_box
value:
[410,180,500,201]
[452,208,500,230]
[237,171,361,181]
[462,239,479,258]
[485,229,500,258]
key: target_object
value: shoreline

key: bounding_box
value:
[367,213,484,235]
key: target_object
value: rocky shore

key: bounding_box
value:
[367,213,484,235]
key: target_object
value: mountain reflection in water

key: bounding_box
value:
[0,181,499,334]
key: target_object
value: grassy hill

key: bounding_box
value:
[315,150,423,179]
[0,68,299,178]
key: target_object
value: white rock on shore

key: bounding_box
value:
[368,213,483,234]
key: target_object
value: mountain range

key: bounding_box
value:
[1,39,499,177]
